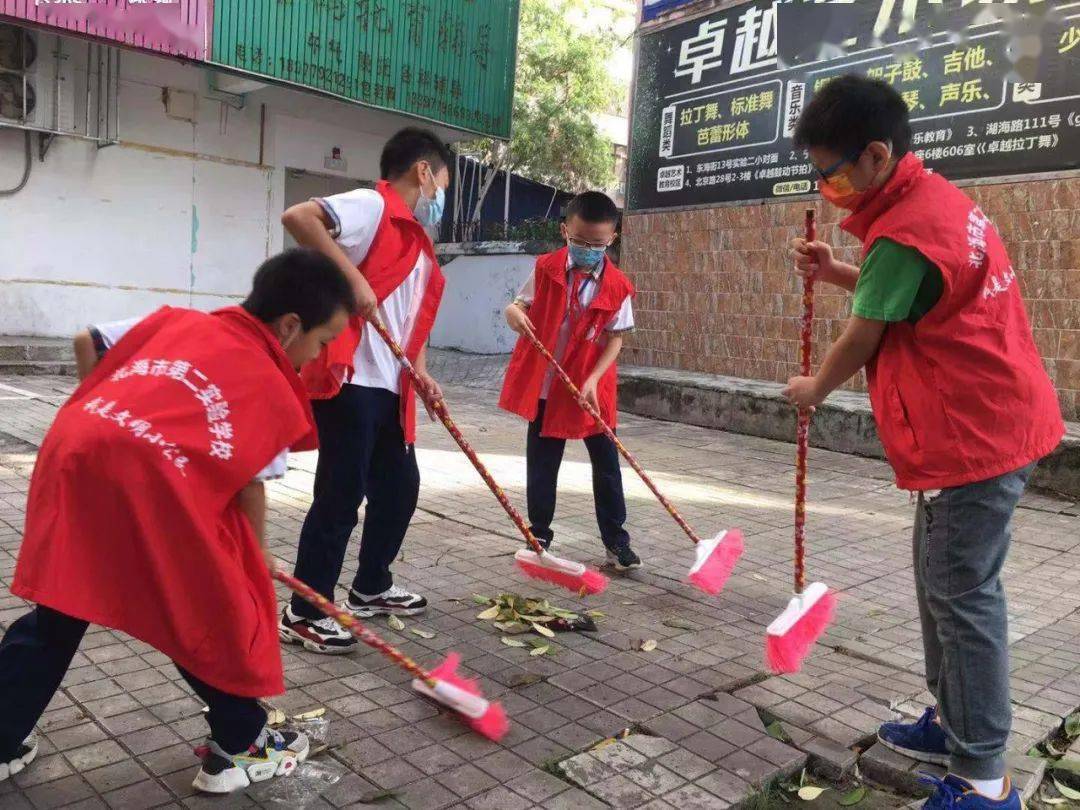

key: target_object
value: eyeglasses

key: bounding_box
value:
[815,148,864,181]
[567,234,616,249]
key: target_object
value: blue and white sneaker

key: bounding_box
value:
[878,706,950,765]
[921,775,1019,809]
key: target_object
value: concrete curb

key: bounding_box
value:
[619,365,1080,500]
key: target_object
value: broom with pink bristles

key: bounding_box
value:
[765,209,837,674]
[366,317,608,596]
[521,330,743,595]
[275,570,508,740]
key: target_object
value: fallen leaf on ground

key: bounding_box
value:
[797,786,827,800]
[639,639,658,652]
[501,637,527,647]
[662,618,699,631]
[409,628,436,639]
[387,615,406,631]
[477,606,501,620]
[292,708,326,721]
[509,673,543,688]
[530,645,550,656]
[531,622,555,638]
[838,786,866,806]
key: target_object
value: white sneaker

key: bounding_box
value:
[345,584,428,617]
[279,605,358,655]
[192,726,309,794]
[0,737,37,782]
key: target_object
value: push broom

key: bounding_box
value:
[366,317,608,595]
[275,570,508,740]
[520,330,743,595]
[765,208,837,674]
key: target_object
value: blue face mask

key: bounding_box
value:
[414,171,445,230]
[568,243,606,269]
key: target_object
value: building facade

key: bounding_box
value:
[0,1,518,336]
[622,0,1080,420]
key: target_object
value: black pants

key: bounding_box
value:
[291,384,419,618]
[527,400,630,550]
[0,606,266,759]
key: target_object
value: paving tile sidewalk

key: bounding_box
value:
[0,370,1078,809]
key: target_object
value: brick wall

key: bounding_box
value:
[620,176,1080,420]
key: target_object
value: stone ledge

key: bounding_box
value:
[618,365,1080,500]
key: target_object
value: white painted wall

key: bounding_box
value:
[429,252,537,355]
[1,32,469,336]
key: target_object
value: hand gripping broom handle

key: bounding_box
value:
[274,569,436,688]
[522,330,702,546]
[366,317,546,557]
[794,209,816,595]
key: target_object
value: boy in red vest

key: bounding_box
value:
[277,128,449,653]
[499,192,641,570]
[0,249,355,793]
[785,76,1064,810]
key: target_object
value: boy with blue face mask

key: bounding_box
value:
[277,127,451,653]
[500,192,641,571]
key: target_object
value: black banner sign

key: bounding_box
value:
[628,0,1080,211]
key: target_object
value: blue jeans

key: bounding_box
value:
[0,606,266,759]
[914,462,1035,779]
[526,400,630,550]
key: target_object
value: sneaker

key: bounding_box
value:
[920,775,1019,809]
[0,737,37,782]
[192,726,309,794]
[279,606,358,655]
[878,706,950,765]
[605,544,643,571]
[345,584,427,617]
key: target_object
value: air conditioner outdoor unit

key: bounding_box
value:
[0,23,117,144]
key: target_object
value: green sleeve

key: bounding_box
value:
[851,238,943,323]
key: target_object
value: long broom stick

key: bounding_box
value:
[765,208,836,673]
[521,330,743,594]
[274,570,508,739]
[365,317,607,595]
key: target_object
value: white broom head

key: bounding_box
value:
[766,582,830,636]
[411,677,490,720]
[514,548,586,576]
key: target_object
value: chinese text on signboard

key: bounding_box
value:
[211,0,518,139]
[629,0,1079,210]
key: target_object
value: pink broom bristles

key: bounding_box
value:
[414,653,509,741]
[514,549,609,595]
[764,582,837,674]
[686,530,744,595]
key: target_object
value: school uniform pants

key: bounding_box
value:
[526,400,630,550]
[912,462,1035,780]
[0,605,266,760]
[291,384,419,618]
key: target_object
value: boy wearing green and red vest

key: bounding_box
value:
[785,75,1063,810]
[499,191,641,570]
[278,128,450,654]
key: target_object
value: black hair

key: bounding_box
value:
[380,127,454,180]
[242,248,356,330]
[564,191,619,225]
[794,74,912,158]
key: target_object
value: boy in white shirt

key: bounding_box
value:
[277,128,450,654]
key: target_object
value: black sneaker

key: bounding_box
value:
[345,584,427,617]
[279,606,358,655]
[605,544,643,571]
[0,737,37,782]
[192,726,309,793]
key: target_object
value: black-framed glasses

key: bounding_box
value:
[567,234,616,249]
[815,149,864,181]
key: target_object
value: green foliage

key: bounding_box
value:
[463,0,622,192]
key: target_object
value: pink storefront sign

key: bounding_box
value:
[0,0,207,60]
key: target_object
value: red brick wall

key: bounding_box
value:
[620,176,1080,420]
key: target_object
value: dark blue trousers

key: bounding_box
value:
[526,400,630,550]
[0,605,265,759]
[291,384,420,618]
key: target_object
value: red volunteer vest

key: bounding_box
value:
[301,180,445,444]
[842,154,1063,491]
[12,306,317,697]
[499,248,635,439]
